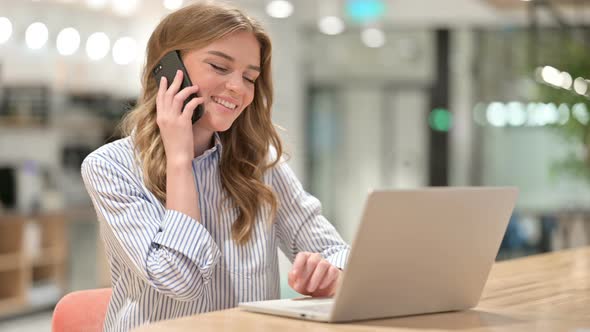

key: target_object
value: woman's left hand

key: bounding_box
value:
[288,252,342,297]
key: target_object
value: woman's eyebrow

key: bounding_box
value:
[206,50,261,72]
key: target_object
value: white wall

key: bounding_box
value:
[301,28,435,241]
[388,90,430,189]
[449,28,476,186]
[265,17,306,179]
[481,126,590,212]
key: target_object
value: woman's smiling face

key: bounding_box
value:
[182,31,261,133]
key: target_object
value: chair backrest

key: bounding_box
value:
[52,288,112,332]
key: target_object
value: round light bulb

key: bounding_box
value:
[163,0,183,10]
[86,32,111,60]
[361,28,385,48]
[26,22,49,50]
[318,16,345,35]
[573,77,588,95]
[266,0,294,18]
[112,0,139,16]
[0,17,13,44]
[112,36,137,65]
[56,27,81,56]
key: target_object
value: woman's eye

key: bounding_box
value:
[210,63,227,72]
[244,77,256,84]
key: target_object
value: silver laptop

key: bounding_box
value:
[239,187,518,322]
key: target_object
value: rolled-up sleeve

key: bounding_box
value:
[81,154,221,301]
[272,159,350,270]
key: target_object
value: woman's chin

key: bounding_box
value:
[194,116,235,133]
[207,121,233,133]
[215,126,232,133]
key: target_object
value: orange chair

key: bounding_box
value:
[52,288,112,332]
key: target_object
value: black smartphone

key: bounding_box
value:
[152,50,204,124]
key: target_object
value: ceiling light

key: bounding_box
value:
[56,27,81,56]
[572,103,589,124]
[560,72,572,90]
[112,0,139,16]
[86,32,111,60]
[486,102,507,127]
[573,77,588,95]
[540,66,562,87]
[26,22,49,50]
[163,0,183,10]
[266,0,294,18]
[0,17,12,44]
[318,16,345,35]
[113,36,137,65]
[506,102,527,126]
[361,27,385,48]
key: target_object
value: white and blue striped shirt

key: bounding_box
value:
[81,134,350,331]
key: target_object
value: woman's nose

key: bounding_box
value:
[225,72,245,93]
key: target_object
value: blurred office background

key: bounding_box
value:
[0,0,589,330]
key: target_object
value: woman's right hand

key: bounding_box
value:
[156,70,204,165]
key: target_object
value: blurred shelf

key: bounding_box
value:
[31,246,66,267]
[0,297,26,319]
[0,254,23,272]
[0,214,67,318]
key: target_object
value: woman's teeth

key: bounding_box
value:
[212,96,237,110]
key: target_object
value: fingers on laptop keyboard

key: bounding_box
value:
[289,252,317,293]
[289,252,341,296]
[291,252,311,277]
[318,265,339,291]
[303,254,323,285]
[308,260,330,293]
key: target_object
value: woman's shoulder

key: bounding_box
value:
[266,144,292,178]
[267,144,286,165]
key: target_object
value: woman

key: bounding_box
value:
[81,1,350,331]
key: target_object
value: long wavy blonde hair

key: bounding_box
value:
[119,1,283,244]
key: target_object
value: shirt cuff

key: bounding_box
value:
[153,209,221,275]
[325,247,350,270]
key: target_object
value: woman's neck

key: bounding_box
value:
[193,129,215,158]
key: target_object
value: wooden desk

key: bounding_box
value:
[135,247,590,331]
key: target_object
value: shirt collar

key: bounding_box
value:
[194,132,223,162]
[213,131,223,152]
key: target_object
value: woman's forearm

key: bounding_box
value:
[166,159,201,221]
